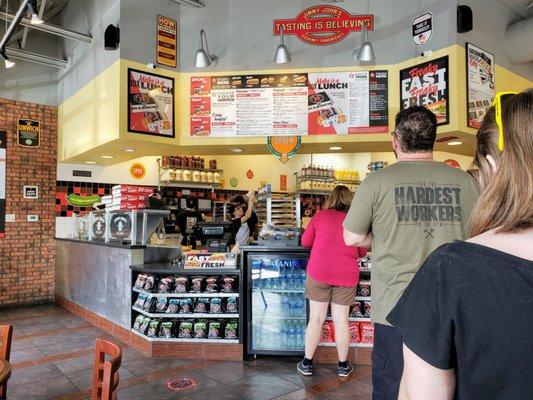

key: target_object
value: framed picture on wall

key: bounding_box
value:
[466,43,495,129]
[127,68,175,138]
[399,56,449,126]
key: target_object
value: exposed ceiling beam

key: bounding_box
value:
[21,0,47,49]
[4,46,67,68]
[0,10,91,43]
[170,0,205,7]
[0,0,31,52]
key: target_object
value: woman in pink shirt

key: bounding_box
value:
[297,185,367,378]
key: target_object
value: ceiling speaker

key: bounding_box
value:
[104,24,120,50]
[457,5,473,33]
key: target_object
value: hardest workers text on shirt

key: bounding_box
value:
[394,185,462,222]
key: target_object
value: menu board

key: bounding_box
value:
[400,56,449,125]
[308,71,388,134]
[466,43,495,129]
[190,71,388,137]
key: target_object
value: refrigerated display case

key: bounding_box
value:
[241,246,310,356]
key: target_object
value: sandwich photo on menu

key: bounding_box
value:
[426,100,447,124]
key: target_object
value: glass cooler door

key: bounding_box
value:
[247,253,309,355]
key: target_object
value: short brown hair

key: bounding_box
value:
[469,89,533,236]
[324,185,353,212]
[394,106,437,152]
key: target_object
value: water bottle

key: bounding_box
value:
[281,325,289,349]
[288,293,296,316]
[282,295,290,315]
[280,276,287,290]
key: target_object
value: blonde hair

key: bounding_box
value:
[324,185,353,212]
[469,89,533,237]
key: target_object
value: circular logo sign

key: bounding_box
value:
[274,6,373,46]
[267,136,302,163]
[130,163,146,179]
[230,177,239,188]
[246,170,254,179]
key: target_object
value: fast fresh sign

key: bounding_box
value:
[273,6,373,46]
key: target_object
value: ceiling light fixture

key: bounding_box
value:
[101,155,115,159]
[0,49,14,68]
[122,148,135,152]
[353,24,375,62]
[85,161,97,164]
[194,29,217,68]
[230,148,243,153]
[447,140,462,146]
[274,26,291,64]
[26,0,43,25]
[329,146,343,151]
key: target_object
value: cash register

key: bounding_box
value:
[193,221,232,252]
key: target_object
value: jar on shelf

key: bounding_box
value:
[200,171,208,183]
[192,170,201,182]
[209,158,217,170]
[189,156,196,169]
[183,169,192,182]
[213,172,221,183]
[182,156,190,169]
[207,171,214,183]
[200,157,205,169]
[175,169,183,182]
[176,155,182,168]
[169,170,177,181]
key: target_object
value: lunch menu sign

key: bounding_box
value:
[190,71,388,137]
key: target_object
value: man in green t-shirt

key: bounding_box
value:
[343,106,478,400]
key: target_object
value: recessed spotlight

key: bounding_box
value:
[122,148,135,152]
[85,161,97,164]
[230,148,243,153]
[101,155,115,159]
[447,141,462,146]
[329,146,343,151]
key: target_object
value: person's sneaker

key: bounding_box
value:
[338,361,354,377]
[297,360,314,376]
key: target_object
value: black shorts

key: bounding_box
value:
[372,323,404,400]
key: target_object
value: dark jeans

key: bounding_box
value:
[372,323,404,400]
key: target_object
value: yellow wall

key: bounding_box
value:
[370,151,473,170]
[58,60,121,161]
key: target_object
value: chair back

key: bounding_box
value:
[0,325,13,400]
[92,338,122,400]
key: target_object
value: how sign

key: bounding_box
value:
[157,15,177,68]
[267,136,301,163]
[273,6,373,46]
[412,12,432,46]
[17,119,40,147]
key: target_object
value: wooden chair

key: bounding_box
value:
[0,325,13,400]
[92,338,122,400]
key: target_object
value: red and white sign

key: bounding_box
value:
[246,170,254,179]
[443,159,460,169]
[280,175,287,192]
[273,6,373,46]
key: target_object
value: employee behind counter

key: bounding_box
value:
[175,198,204,249]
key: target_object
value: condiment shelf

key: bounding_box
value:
[132,306,239,319]
[160,166,224,174]
[161,180,221,189]
[132,330,238,344]
[133,288,239,298]
[319,342,373,348]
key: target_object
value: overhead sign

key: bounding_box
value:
[17,119,40,147]
[156,15,177,68]
[400,56,449,125]
[412,12,432,46]
[267,136,301,163]
[0,131,6,238]
[130,162,147,179]
[466,43,495,129]
[273,6,373,46]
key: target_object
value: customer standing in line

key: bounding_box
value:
[297,185,367,378]
[389,90,533,400]
[343,106,479,400]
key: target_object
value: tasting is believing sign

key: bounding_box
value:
[400,56,449,125]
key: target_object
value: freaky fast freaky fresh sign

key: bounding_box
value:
[273,6,373,46]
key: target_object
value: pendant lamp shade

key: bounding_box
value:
[353,25,375,62]
[274,27,291,64]
[194,29,217,68]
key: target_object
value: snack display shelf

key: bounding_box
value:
[161,180,221,189]
[354,296,371,301]
[132,330,239,344]
[254,315,306,320]
[133,288,239,298]
[325,316,371,322]
[318,342,374,348]
[160,166,224,174]
[251,289,305,294]
[132,306,239,319]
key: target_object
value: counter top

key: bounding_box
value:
[240,244,309,252]
[130,263,240,275]
[55,237,146,249]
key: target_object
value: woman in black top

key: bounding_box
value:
[388,90,533,400]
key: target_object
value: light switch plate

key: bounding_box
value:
[27,215,39,222]
[5,214,15,222]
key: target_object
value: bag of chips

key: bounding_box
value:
[360,322,374,343]
[139,317,151,334]
[133,274,147,289]
[166,299,180,314]
[157,277,174,293]
[144,275,156,292]
[142,297,155,312]
[349,322,361,343]
[320,321,335,343]
[134,294,147,309]
[179,298,193,314]
[194,321,208,339]
[174,276,189,293]
[208,321,223,339]
[226,297,238,313]
[147,319,160,337]
[178,320,194,338]
[155,297,168,312]
[224,320,238,340]
[209,298,223,314]
[221,276,236,293]
[363,301,371,318]
[205,276,219,293]
[190,276,204,293]
[133,314,144,331]
[357,280,371,297]
[350,302,364,318]
[159,321,173,338]
[194,298,210,313]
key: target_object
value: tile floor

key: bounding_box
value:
[1,304,372,400]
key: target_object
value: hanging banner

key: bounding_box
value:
[466,43,495,129]
[267,136,301,163]
[0,131,5,238]
[128,68,175,137]
[308,71,388,134]
[412,12,432,46]
[190,71,389,137]
[17,119,40,147]
[400,56,449,125]
[273,6,373,46]
[156,15,177,68]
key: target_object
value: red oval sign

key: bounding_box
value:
[443,159,460,169]
[246,170,254,179]
[274,6,374,46]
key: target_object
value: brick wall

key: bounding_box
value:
[0,99,57,306]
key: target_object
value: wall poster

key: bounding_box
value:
[190,71,388,137]
[0,131,5,238]
[412,12,432,46]
[466,43,495,129]
[399,56,449,125]
[156,15,177,68]
[17,119,40,147]
[128,68,175,138]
